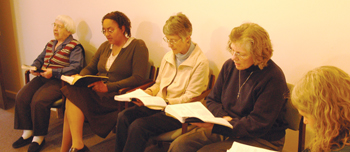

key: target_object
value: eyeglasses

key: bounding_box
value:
[163,37,181,45]
[229,48,250,59]
[102,28,115,35]
[52,23,64,29]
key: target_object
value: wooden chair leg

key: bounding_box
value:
[182,123,188,134]
[57,107,64,119]
[298,117,306,152]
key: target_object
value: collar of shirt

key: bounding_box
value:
[53,35,73,52]
[109,37,135,49]
[175,41,195,67]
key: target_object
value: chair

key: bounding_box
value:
[285,83,306,152]
[150,70,215,146]
[24,49,92,118]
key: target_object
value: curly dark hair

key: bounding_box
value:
[102,11,131,37]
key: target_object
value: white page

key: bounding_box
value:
[136,96,167,107]
[227,142,277,152]
[165,102,233,128]
[114,89,151,101]
[60,75,74,85]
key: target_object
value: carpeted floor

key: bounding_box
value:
[0,99,168,152]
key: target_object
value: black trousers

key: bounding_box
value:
[115,105,182,152]
[14,76,62,136]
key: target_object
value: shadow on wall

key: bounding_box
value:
[207,26,231,77]
[134,21,168,67]
[77,20,97,65]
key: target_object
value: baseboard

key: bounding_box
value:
[5,90,16,100]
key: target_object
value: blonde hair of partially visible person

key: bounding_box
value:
[163,12,192,42]
[56,15,76,34]
[291,66,350,152]
[228,23,273,70]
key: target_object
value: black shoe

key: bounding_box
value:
[12,136,33,148]
[27,139,45,152]
[69,145,90,152]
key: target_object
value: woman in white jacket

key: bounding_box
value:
[114,12,209,152]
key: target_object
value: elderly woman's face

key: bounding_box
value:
[53,20,70,42]
[164,35,189,54]
[230,43,254,70]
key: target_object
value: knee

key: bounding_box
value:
[128,118,147,133]
[169,136,189,152]
[117,108,136,124]
[117,109,129,124]
[15,89,28,105]
[30,99,48,111]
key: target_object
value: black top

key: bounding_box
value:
[207,59,289,141]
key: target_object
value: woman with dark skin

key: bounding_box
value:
[60,11,149,152]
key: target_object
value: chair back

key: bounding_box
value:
[285,83,301,130]
[83,48,95,67]
[188,69,215,105]
[145,60,155,80]
[284,83,306,152]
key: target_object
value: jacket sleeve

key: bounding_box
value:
[147,56,166,96]
[31,45,47,70]
[166,60,210,104]
[206,61,230,117]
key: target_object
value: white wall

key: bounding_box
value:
[13,0,350,84]
[12,0,350,151]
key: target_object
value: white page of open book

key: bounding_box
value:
[173,102,215,118]
[60,75,75,85]
[227,142,277,152]
[165,102,233,128]
[114,89,167,109]
[114,89,151,101]
[136,96,167,107]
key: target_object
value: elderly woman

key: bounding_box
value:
[60,11,149,152]
[169,23,289,152]
[291,66,350,152]
[13,15,84,152]
[115,12,209,152]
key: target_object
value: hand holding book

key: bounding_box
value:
[21,64,44,73]
[131,98,144,107]
[61,75,109,87]
[114,89,168,110]
[88,81,108,93]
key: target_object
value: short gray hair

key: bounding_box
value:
[163,12,192,40]
[55,15,76,34]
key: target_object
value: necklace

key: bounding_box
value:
[237,71,254,99]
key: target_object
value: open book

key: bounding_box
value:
[164,101,233,129]
[21,64,44,72]
[114,89,168,110]
[227,142,277,152]
[61,75,108,87]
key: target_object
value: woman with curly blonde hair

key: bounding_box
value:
[291,66,350,152]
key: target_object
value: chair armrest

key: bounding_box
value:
[187,89,212,103]
[25,70,30,83]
